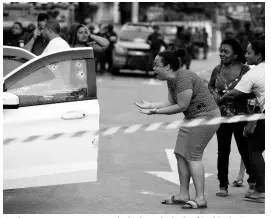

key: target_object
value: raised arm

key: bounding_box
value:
[89,34,110,52]
[24,28,41,52]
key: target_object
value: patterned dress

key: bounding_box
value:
[167,69,220,161]
[213,64,250,116]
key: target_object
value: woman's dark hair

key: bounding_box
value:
[158,49,187,71]
[69,23,88,47]
[13,22,23,30]
[220,38,246,64]
[250,40,265,61]
[37,13,49,22]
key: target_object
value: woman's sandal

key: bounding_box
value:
[232,179,243,187]
[244,192,265,203]
[244,189,255,198]
[181,200,208,209]
[244,197,265,203]
[216,188,228,197]
[161,195,188,204]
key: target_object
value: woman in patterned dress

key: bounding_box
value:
[134,49,221,209]
[208,38,256,197]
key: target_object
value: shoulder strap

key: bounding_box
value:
[218,64,223,76]
[239,64,246,76]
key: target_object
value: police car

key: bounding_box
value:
[112,22,153,74]
[3,46,100,190]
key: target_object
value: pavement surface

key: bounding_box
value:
[3,53,265,214]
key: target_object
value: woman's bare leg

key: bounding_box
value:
[187,160,207,205]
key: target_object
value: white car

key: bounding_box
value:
[3,47,100,190]
[3,46,36,77]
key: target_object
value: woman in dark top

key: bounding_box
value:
[135,49,220,209]
[69,23,109,52]
[208,38,255,197]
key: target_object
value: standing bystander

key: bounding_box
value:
[6,22,28,48]
[24,13,68,55]
[135,49,220,209]
[147,25,167,72]
[218,40,265,203]
[41,19,70,54]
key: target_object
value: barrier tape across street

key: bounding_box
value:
[3,113,265,145]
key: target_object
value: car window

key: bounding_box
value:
[7,59,90,107]
[120,26,152,41]
[3,56,29,77]
[159,26,177,35]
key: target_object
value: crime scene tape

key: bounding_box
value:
[3,113,265,145]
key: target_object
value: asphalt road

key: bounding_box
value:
[3,53,265,214]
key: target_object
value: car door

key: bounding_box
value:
[3,46,36,77]
[3,47,100,190]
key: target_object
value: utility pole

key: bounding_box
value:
[132,2,139,23]
[78,2,85,24]
[113,2,120,24]
[68,3,75,27]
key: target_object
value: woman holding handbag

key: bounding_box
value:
[218,40,265,203]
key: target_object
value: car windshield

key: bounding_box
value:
[119,26,152,41]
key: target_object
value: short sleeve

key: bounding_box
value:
[176,73,193,93]
[235,73,253,93]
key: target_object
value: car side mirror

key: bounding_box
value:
[3,92,19,109]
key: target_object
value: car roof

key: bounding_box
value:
[126,22,152,27]
[121,22,153,32]
[152,21,187,27]
[3,46,36,60]
[152,22,177,26]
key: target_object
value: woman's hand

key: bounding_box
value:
[139,108,157,115]
[82,24,92,38]
[134,100,152,109]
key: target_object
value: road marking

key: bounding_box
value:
[145,149,213,185]
[124,124,143,133]
[139,191,167,197]
[145,122,164,132]
[102,126,121,136]
[142,78,163,86]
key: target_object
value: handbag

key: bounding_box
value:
[243,99,258,137]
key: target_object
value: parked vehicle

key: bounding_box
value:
[3,46,36,77]
[3,47,100,190]
[112,22,153,74]
[151,21,178,49]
